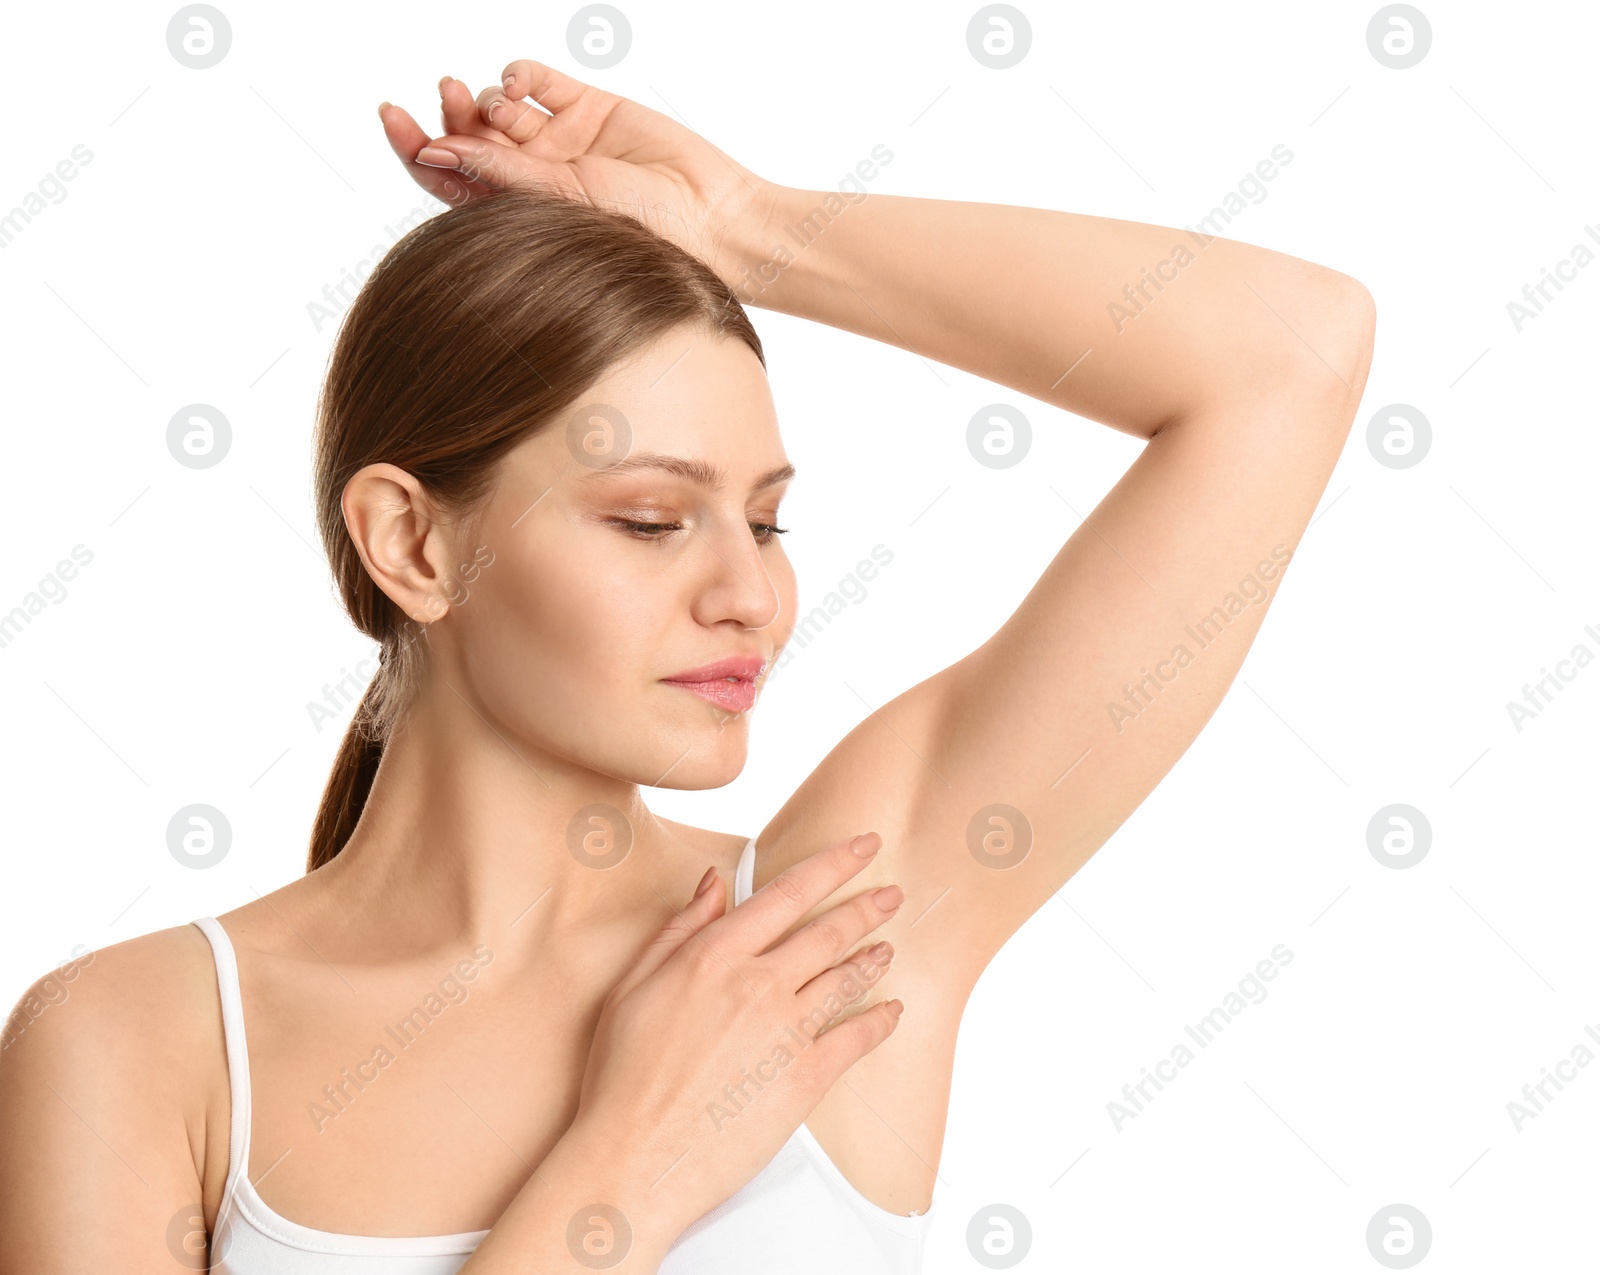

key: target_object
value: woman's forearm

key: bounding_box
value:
[728,182,1368,440]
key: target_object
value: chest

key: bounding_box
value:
[213,958,611,1238]
[199,938,959,1241]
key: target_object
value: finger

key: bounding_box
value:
[500,59,598,114]
[806,998,904,1080]
[412,135,582,200]
[378,102,498,207]
[767,881,903,988]
[476,85,554,146]
[438,75,483,139]
[719,832,884,952]
[614,869,729,991]
[379,99,431,158]
[792,940,895,1035]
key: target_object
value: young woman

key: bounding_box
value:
[0,57,1374,1274]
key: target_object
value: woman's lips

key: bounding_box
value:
[660,655,767,713]
[662,676,760,713]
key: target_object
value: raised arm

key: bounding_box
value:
[728,183,1374,980]
[732,187,1369,439]
[386,58,1374,989]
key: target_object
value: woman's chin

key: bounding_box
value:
[643,733,750,791]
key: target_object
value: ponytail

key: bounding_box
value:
[306,679,385,871]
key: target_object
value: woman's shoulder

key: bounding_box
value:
[0,921,235,1256]
[3,919,226,1069]
[0,921,227,1173]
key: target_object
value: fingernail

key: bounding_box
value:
[503,73,515,91]
[693,866,718,898]
[871,941,893,963]
[873,885,904,911]
[487,98,503,123]
[439,75,452,93]
[851,833,880,858]
[416,146,461,169]
[888,999,905,1018]
[377,101,392,117]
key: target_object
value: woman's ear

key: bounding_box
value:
[342,462,457,624]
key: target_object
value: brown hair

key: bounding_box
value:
[306,187,765,872]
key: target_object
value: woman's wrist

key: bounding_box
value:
[556,1112,700,1256]
[715,181,817,307]
[457,1116,686,1273]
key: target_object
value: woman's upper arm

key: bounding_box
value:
[755,271,1376,992]
[0,929,217,1272]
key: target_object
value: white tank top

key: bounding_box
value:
[190,837,933,1273]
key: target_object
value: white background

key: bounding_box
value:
[2,0,1596,1270]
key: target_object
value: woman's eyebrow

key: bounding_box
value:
[579,452,796,492]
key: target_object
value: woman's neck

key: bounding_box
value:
[314,705,690,959]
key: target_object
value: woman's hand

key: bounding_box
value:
[378,59,776,289]
[562,831,905,1244]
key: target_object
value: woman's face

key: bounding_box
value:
[428,324,797,789]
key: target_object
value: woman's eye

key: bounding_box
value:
[611,518,682,540]
[609,518,789,544]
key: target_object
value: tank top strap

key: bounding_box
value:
[190,916,253,1203]
[733,836,757,905]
